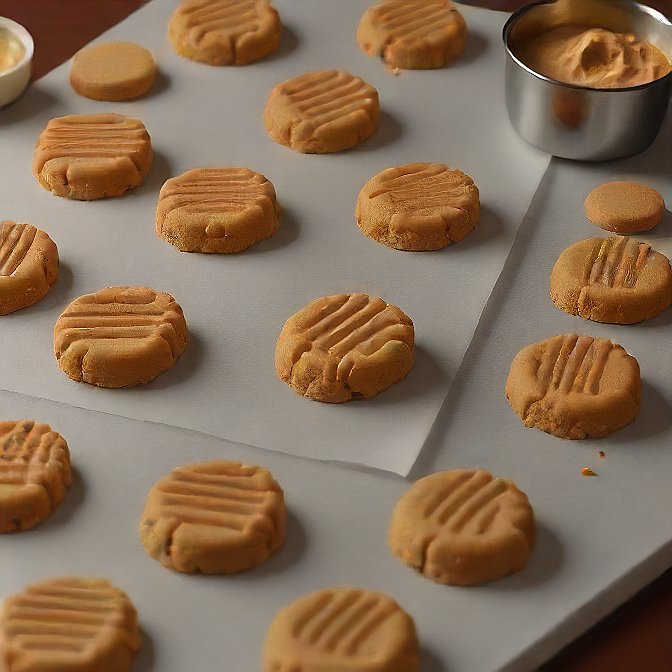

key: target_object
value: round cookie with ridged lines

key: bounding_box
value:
[357,0,468,70]
[140,460,286,574]
[0,577,141,672]
[0,221,59,315]
[0,420,71,533]
[389,469,535,586]
[169,0,281,65]
[33,113,153,200]
[505,334,641,440]
[275,293,414,403]
[156,167,280,253]
[356,162,480,251]
[53,286,188,388]
[550,236,672,324]
[262,586,420,672]
[264,70,380,153]
[70,41,156,101]
[584,181,665,233]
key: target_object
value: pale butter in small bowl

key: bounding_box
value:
[0,17,34,108]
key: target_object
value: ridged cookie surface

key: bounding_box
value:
[140,460,286,574]
[357,0,468,69]
[356,162,480,251]
[169,0,281,65]
[156,167,280,253]
[550,237,672,324]
[54,286,188,388]
[0,420,71,533]
[264,70,380,153]
[0,221,59,315]
[506,334,641,439]
[0,577,140,672]
[262,586,420,672]
[33,113,152,200]
[389,469,536,585]
[275,293,414,403]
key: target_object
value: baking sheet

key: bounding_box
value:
[0,0,550,475]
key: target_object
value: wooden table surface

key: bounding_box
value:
[1,1,670,670]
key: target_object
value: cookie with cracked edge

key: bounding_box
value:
[357,0,467,70]
[262,586,420,672]
[550,237,672,324]
[156,167,281,253]
[505,334,641,440]
[0,420,71,533]
[0,576,141,672]
[275,293,414,403]
[263,70,380,153]
[389,469,535,586]
[53,286,188,388]
[0,221,59,316]
[169,0,281,66]
[33,113,152,200]
[140,460,286,574]
[356,162,480,251]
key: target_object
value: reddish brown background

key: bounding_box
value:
[1,1,670,671]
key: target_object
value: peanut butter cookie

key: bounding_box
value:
[140,460,286,574]
[0,221,58,315]
[0,577,141,672]
[275,293,414,402]
[70,41,156,101]
[550,237,672,324]
[356,162,480,251]
[33,113,152,200]
[262,587,420,672]
[357,0,468,70]
[264,70,380,153]
[0,420,71,533]
[389,469,536,585]
[54,286,188,388]
[156,167,280,253]
[506,334,641,439]
[169,0,281,65]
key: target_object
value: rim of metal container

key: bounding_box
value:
[502,0,672,93]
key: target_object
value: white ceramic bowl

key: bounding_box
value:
[0,17,34,108]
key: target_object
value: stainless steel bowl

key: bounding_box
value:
[503,0,672,161]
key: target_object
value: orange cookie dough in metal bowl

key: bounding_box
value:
[356,162,480,251]
[140,460,286,574]
[550,236,672,324]
[389,468,536,586]
[262,586,420,672]
[506,334,641,440]
[275,293,414,403]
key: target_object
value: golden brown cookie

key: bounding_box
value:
[356,162,480,251]
[53,286,188,388]
[550,237,672,324]
[0,577,141,672]
[156,167,281,253]
[264,70,380,153]
[275,293,414,403]
[584,181,665,233]
[33,113,153,200]
[0,221,59,316]
[69,41,156,101]
[357,0,468,70]
[262,587,420,672]
[0,420,71,533]
[168,0,281,65]
[140,460,286,574]
[389,469,536,586]
[506,334,641,440]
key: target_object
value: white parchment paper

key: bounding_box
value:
[0,0,550,475]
